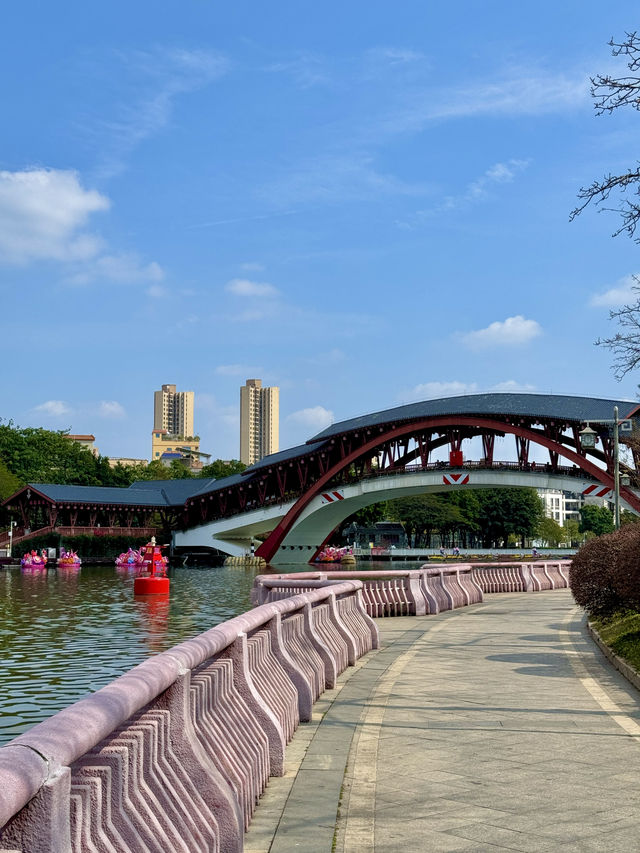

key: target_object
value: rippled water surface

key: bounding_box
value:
[0,562,292,744]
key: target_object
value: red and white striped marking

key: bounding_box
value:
[321,490,345,504]
[443,473,470,486]
[582,484,612,499]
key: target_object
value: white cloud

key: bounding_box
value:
[0,168,164,287]
[33,400,72,417]
[225,278,280,298]
[460,315,542,349]
[67,252,164,286]
[286,406,335,432]
[399,379,537,402]
[240,262,265,272]
[590,274,639,308]
[490,380,536,392]
[215,364,263,377]
[0,169,109,264]
[97,401,126,419]
[402,381,479,401]
[465,159,530,201]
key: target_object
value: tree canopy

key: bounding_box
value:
[0,421,246,499]
[579,504,615,536]
[363,488,544,549]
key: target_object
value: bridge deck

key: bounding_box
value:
[245,591,640,852]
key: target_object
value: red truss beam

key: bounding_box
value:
[256,414,640,562]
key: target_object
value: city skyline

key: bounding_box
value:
[3,1,640,462]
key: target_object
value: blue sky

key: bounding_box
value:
[3,1,640,462]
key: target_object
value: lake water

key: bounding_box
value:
[0,560,419,745]
[0,562,277,745]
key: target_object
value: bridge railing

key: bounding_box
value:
[0,580,377,853]
[253,562,570,619]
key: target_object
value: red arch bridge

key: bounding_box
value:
[5,393,640,566]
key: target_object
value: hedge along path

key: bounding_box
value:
[560,607,640,741]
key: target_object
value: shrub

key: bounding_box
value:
[571,524,640,616]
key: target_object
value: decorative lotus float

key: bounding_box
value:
[315,545,355,564]
[115,547,144,568]
[21,550,48,569]
[57,548,81,567]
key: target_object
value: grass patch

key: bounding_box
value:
[591,609,640,672]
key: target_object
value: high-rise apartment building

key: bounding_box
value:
[240,379,279,465]
[153,384,195,437]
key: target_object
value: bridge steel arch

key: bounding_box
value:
[256,415,640,563]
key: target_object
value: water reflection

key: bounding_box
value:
[0,562,261,744]
[0,559,418,744]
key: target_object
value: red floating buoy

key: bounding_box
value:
[134,538,170,595]
[134,575,170,595]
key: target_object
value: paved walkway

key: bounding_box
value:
[245,591,640,852]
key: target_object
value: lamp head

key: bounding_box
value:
[579,425,598,449]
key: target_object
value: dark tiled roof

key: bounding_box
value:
[242,441,331,473]
[27,484,169,507]
[308,393,639,443]
[129,479,218,504]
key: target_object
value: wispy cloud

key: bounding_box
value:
[398,379,537,402]
[67,252,164,286]
[590,273,639,308]
[258,153,430,208]
[97,401,126,419]
[265,51,330,88]
[225,278,280,297]
[426,67,590,123]
[285,406,335,432]
[398,158,530,226]
[91,47,229,178]
[31,399,126,420]
[215,364,263,377]
[33,400,72,417]
[460,315,543,349]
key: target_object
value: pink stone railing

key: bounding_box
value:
[471,561,571,594]
[254,561,571,621]
[0,580,378,853]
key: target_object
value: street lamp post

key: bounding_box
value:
[579,406,632,530]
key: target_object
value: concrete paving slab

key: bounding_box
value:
[247,590,640,852]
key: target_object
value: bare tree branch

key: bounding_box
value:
[571,33,640,241]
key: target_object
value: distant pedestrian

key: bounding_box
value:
[453,546,460,558]
[440,547,446,558]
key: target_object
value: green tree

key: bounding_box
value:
[562,518,582,546]
[476,488,544,548]
[536,516,565,547]
[198,459,247,479]
[579,504,615,536]
[0,423,105,486]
